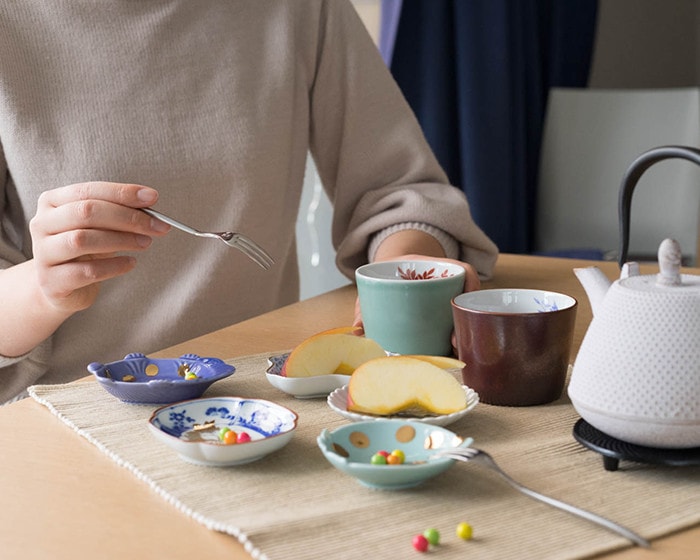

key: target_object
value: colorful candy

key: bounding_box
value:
[456,522,473,540]
[369,448,406,465]
[217,427,251,444]
[411,534,429,552]
[370,453,388,465]
[389,449,405,464]
[423,528,440,546]
[222,429,238,445]
[411,524,472,551]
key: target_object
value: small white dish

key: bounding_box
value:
[148,396,298,466]
[327,385,479,427]
[265,353,351,398]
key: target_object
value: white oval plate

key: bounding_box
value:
[327,385,479,427]
[265,354,351,399]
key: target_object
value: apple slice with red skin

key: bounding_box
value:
[280,327,385,377]
[347,355,467,415]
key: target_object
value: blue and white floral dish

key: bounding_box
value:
[148,396,298,466]
[327,385,479,427]
[265,353,350,398]
[317,419,473,490]
[88,353,235,404]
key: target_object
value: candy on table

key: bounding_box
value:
[411,534,429,552]
[456,522,473,540]
[423,528,440,546]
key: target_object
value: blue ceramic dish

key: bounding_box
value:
[148,396,298,466]
[317,419,473,490]
[88,353,235,404]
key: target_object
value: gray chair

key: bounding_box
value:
[535,87,700,264]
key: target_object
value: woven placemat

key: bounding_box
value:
[29,353,700,560]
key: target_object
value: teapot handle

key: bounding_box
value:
[618,145,700,267]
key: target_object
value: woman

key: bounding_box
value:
[0,1,497,403]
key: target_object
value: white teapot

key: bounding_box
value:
[569,239,700,448]
[569,146,700,449]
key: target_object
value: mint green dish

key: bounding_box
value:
[317,420,473,490]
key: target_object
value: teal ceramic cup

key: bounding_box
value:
[355,260,466,356]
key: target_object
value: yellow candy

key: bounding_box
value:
[456,522,473,540]
[389,449,405,464]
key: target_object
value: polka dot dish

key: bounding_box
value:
[88,353,235,404]
[317,419,473,489]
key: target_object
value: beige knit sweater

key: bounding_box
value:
[0,1,497,402]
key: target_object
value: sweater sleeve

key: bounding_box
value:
[368,222,460,262]
[0,142,52,399]
[308,0,498,280]
[0,339,52,405]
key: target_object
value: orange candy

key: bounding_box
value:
[222,430,238,445]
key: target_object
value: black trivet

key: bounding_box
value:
[572,418,700,471]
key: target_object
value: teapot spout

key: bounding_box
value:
[574,266,611,317]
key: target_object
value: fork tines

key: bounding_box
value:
[232,233,274,270]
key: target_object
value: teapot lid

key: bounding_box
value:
[620,238,700,292]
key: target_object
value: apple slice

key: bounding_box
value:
[401,355,465,370]
[281,329,385,377]
[347,356,467,415]
[315,326,363,337]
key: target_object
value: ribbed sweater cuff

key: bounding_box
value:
[368,222,460,262]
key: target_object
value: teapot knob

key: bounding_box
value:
[657,238,682,286]
[620,262,640,279]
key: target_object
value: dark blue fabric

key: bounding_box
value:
[387,0,598,253]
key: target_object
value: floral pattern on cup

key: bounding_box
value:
[534,297,560,312]
[397,266,453,280]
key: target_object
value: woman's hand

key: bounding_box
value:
[28,181,170,314]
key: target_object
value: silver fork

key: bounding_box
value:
[141,208,274,270]
[435,447,650,548]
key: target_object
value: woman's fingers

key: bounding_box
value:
[352,297,364,329]
[34,228,153,265]
[36,181,158,210]
[32,196,168,238]
[28,182,169,313]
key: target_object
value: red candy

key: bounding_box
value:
[412,534,429,552]
[237,432,251,443]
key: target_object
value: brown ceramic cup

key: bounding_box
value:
[451,289,577,406]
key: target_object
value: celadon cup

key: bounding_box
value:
[355,260,466,356]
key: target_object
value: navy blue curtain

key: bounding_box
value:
[384,0,598,253]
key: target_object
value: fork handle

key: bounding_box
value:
[498,473,650,548]
[141,208,204,237]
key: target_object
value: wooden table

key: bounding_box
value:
[1,254,697,559]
